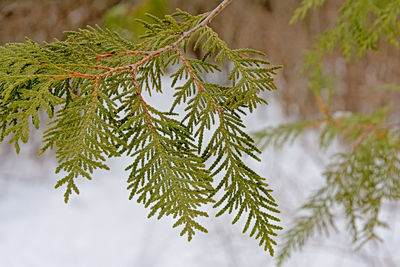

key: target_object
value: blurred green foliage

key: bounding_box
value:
[254,0,400,265]
[104,0,168,40]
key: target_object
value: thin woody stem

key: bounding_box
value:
[95,51,150,60]
[307,92,391,151]
[315,92,330,116]
[314,91,389,142]
[98,0,232,78]
[93,77,100,98]
[171,0,232,48]
[131,71,155,132]
[52,72,96,80]
[174,47,205,92]
[51,0,233,104]
[174,47,223,115]
[94,65,112,71]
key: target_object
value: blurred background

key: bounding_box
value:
[0,0,399,266]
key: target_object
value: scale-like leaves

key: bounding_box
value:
[41,81,120,202]
[276,132,400,266]
[121,87,213,240]
[252,0,400,265]
[0,0,281,255]
[204,112,282,255]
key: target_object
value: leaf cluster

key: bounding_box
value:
[254,0,400,265]
[257,108,400,266]
[297,0,400,76]
[0,3,281,255]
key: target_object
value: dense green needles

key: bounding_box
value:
[0,0,282,256]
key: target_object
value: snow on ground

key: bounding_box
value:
[0,77,399,267]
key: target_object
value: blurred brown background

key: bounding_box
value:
[1,2,399,266]
[1,0,399,118]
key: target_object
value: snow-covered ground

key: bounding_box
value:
[0,77,399,267]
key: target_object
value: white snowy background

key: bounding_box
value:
[0,76,399,267]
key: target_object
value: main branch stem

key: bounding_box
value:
[99,0,233,78]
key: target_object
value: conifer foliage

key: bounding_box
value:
[254,0,400,265]
[0,0,282,255]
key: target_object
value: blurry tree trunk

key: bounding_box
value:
[0,0,123,44]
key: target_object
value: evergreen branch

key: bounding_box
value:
[42,78,120,203]
[174,47,205,92]
[276,187,336,267]
[174,47,223,116]
[275,127,400,266]
[1,0,234,98]
[254,0,400,265]
[297,0,400,75]
[0,0,282,255]
[172,35,281,250]
[168,24,282,253]
[290,0,327,24]
[123,71,213,241]
[1,78,63,152]
[131,71,155,132]
[98,0,233,79]
[202,111,282,256]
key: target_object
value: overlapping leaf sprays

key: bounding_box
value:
[254,0,400,265]
[0,0,282,255]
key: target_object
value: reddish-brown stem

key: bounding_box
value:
[95,51,150,60]
[50,0,232,82]
[93,78,100,98]
[352,126,373,152]
[98,0,232,79]
[50,0,233,113]
[215,104,224,116]
[315,92,330,116]
[310,91,390,151]
[131,72,155,133]
[98,50,168,79]
[52,72,96,80]
[174,47,223,115]
[174,48,205,92]
[94,65,112,71]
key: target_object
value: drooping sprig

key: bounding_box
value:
[255,0,400,262]
[256,89,400,265]
[0,0,282,255]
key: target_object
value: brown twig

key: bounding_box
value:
[315,92,330,116]
[51,0,233,111]
[52,72,96,80]
[93,77,99,98]
[174,47,224,115]
[98,0,232,79]
[131,71,154,133]
[94,65,112,71]
[95,51,150,60]
[174,47,205,92]
[312,89,391,151]
[306,89,392,151]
